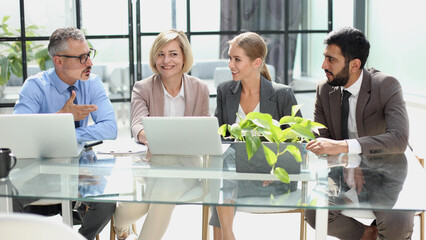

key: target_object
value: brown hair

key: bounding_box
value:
[149,29,194,74]
[228,32,271,81]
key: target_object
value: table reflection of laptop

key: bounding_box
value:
[0,113,83,159]
[142,116,223,155]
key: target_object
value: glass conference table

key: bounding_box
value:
[0,143,425,240]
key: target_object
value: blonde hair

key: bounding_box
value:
[228,32,271,81]
[149,29,194,74]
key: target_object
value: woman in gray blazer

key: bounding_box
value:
[211,32,299,240]
[114,29,210,240]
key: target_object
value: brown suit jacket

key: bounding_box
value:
[130,74,210,142]
[314,68,409,154]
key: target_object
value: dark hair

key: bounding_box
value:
[324,27,370,69]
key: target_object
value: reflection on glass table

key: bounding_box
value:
[0,143,424,240]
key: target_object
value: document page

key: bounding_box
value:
[95,138,147,155]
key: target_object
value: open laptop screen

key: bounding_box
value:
[142,116,223,155]
[0,113,82,159]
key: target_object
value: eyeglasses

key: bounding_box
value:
[56,48,96,64]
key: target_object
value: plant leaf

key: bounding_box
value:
[291,123,316,140]
[247,112,272,129]
[262,144,277,166]
[281,128,298,141]
[218,124,228,137]
[10,58,22,77]
[0,57,11,85]
[245,133,260,160]
[286,145,302,162]
[310,121,326,128]
[228,123,242,140]
[2,16,10,24]
[293,116,305,124]
[269,123,283,143]
[291,104,303,117]
[239,118,257,132]
[279,115,295,125]
[273,167,290,183]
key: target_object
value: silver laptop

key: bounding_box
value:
[142,116,223,155]
[0,113,83,159]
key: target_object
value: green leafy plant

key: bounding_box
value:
[218,104,326,183]
[0,15,50,85]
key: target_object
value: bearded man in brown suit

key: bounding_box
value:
[305,27,414,240]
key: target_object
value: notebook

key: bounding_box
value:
[0,113,83,159]
[142,116,223,155]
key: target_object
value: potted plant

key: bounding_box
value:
[0,16,51,89]
[218,104,326,183]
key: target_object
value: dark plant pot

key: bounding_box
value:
[233,142,304,174]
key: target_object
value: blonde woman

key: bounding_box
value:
[211,32,300,240]
[113,29,210,240]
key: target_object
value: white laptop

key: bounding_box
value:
[0,113,83,159]
[142,116,223,155]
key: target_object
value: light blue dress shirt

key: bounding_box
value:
[14,68,117,142]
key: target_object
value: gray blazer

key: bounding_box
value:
[314,68,409,154]
[214,76,300,126]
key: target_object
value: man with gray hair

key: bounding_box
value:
[13,27,117,240]
[15,27,117,141]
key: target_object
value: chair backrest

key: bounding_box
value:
[213,64,276,87]
[0,213,86,240]
[191,59,229,80]
[416,155,424,168]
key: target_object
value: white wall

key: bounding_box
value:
[366,0,426,157]
[367,0,426,97]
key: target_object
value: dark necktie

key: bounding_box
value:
[341,90,351,139]
[68,86,80,128]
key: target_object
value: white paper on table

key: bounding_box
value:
[95,138,147,155]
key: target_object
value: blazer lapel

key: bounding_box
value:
[226,81,241,124]
[259,76,277,116]
[355,69,371,137]
[329,86,342,139]
[153,75,165,116]
[183,75,194,116]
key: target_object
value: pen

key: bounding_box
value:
[84,140,103,148]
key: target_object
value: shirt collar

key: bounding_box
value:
[343,71,363,97]
[161,77,185,99]
[50,68,79,94]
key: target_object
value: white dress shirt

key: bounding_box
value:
[162,80,185,117]
[340,73,364,193]
[235,102,260,123]
[342,71,364,155]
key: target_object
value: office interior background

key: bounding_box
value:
[3,0,425,159]
[0,0,425,239]
[1,0,425,159]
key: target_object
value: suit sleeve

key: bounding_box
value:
[214,84,225,126]
[313,83,332,138]
[279,87,302,118]
[200,82,210,116]
[357,77,409,154]
[130,82,150,142]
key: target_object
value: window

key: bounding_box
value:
[0,0,332,111]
